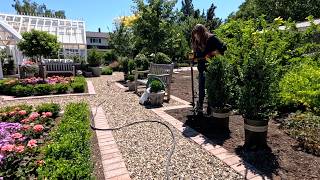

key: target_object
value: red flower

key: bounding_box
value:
[29,112,40,120]
[27,140,37,148]
[14,145,25,153]
[22,125,31,130]
[11,133,23,139]
[45,112,53,117]
[33,124,44,132]
[1,144,15,152]
[18,110,27,116]
[20,118,30,124]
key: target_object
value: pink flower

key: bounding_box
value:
[20,118,30,124]
[14,145,25,153]
[33,125,44,133]
[11,133,23,139]
[27,140,37,148]
[8,111,16,116]
[22,125,31,130]
[18,110,27,116]
[1,144,15,152]
[29,112,40,120]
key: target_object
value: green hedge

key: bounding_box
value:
[101,66,113,75]
[279,64,320,114]
[37,102,93,179]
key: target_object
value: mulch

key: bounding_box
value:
[167,70,320,180]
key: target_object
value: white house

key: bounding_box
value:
[86,28,109,51]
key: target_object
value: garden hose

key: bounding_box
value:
[90,100,176,180]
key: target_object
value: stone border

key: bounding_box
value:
[152,96,270,180]
[92,107,131,180]
[1,80,96,101]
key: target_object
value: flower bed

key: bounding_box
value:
[0,76,87,97]
[0,102,93,179]
[0,103,60,178]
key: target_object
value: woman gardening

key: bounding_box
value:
[191,24,227,115]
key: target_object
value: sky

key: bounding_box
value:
[0,0,245,32]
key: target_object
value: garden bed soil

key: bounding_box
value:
[167,70,320,180]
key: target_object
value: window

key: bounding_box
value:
[90,38,102,44]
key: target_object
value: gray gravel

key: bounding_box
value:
[0,72,242,179]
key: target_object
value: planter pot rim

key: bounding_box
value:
[150,90,165,94]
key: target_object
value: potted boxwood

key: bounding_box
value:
[126,74,135,91]
[87,49,102,77]
[206,56,231,130]
[148,79,165,106]
[239,48,275,151]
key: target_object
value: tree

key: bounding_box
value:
[17,30,60,61]
[234,0,320,22]
[206,3,222,31]
[12,0,66,18]
[132,0,177,55]
[181,0,194,17]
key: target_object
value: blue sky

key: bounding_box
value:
[0,0,244,32]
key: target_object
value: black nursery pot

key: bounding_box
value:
[210,107,230,131]
[244,119,269,150]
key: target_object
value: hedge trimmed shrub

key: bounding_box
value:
[150,79,165,93]
[101,66,113,75]
[11,85,34,97]
[37,102,92,179]
[54,84,69,94]
[34,84,52,95]
[134,53,150,70]
[35,103,61,117]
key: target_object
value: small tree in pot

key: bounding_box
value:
[148,79,165,106]
[206,55,231,130]
[239,48,275,150]
[87,49,103,77]
[126,74,135,91]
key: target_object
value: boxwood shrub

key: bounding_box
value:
[34,84,52,95]
[35,103,61,117]
[11,84,34,97]
[101,66,113,75]
[54,84,69,94]
[37,102,93,179]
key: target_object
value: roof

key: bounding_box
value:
[279,19,320,30]
[86,31,109,38]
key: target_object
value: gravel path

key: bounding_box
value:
[0,72,242,179]
[91,73,242,179]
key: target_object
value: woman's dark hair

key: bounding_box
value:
[191,24,210,53]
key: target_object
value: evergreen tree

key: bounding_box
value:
[181,0,194,17]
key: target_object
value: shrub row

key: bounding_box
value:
[101,66,113,75]
[37,102,93,179]
[0,76,87,97]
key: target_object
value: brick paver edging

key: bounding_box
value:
[1,80,96,101]
[91,107,131,180]
[152,99,270,180]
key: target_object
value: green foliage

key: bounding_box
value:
[87,49,102,67]
[279,64,320,114]
[150,79,165,93]
[134,53,150,70]
[206,56,231,109]
[12,85,34,97]
[37,102,93,179]
[71,76,86,93]
[101,66,113,75]
[119,57,129,74]
[17,30,60,60]
[109,22,135,58]
[126,74,135,82]
[12,0,66,18]
[154,52,172,64]
[34,84,52,95]
[103,50,118,64]
[282,112,320,156]
[53,84,69,94]
[128,59,136,74]
[108,61,120,71]
[233,0,320,22]
[35,103,60,117]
